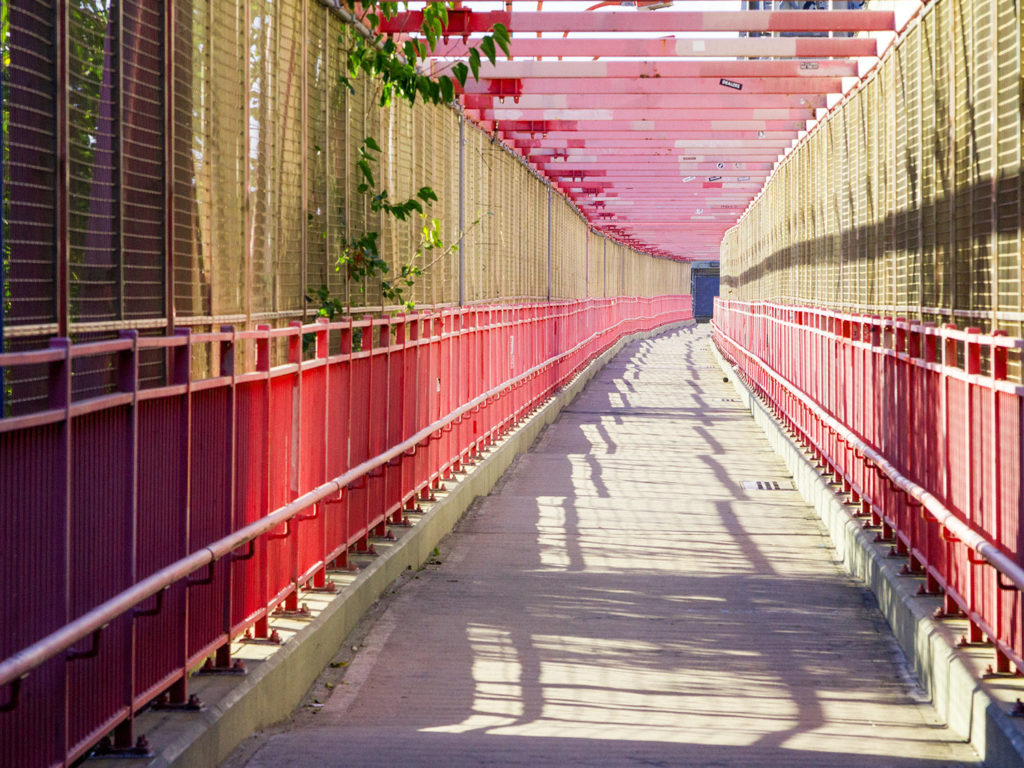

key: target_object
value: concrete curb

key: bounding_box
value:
[712,341,1024,768]
[116,319,694,768]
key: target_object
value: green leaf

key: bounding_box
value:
[452,62,469,87]
[363,136,381,152]
[439,76,454,103]
[492,23,512,58]
[479,36,497,66]
[468,49,480,81]
[417,186,438,203]
[358,158,375,187]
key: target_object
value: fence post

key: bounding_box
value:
[56,0,70,337]
[547,187,552,302]
[990,329,1010,670]
[964,326,982,643]
[0,52,4,405]
[458,112,465,307]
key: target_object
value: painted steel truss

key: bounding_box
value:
[397,1,895,260]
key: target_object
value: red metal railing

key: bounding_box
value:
[0,295,691,767]
[713,299,1024,675]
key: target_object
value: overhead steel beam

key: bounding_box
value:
[523,149,785,160]
[442,59,860,78]
[462,93,827,110]
[460,76,845,95]
[491,119,808,131]
[480,108,815,121]
[540,164,772,174]
[381,10,894,35]
[532,156,777,167]
[427,36,877,59]
[513,135,795,145]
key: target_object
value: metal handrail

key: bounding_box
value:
[712,317,1024,595]
[0,303,685,690]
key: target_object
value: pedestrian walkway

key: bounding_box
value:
[236,326,979,767]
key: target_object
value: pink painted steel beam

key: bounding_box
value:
[429,36,877,59]
[479,107,815,121]
[523,148,785,159]
[586,191,753,196]
[586,217,744,223]
[531,156,779,167]
[461,76,845,95]
[588,218,746,224]
[584,206,752,212]
[492,119,808,131]
[526,155,784,166]
[578,183,765,190]
[548,174,767,183]
[462,93,827,110]
[514,136,794,146]
[591,226,739,231]
[381,10,894,34]
[538,163,772,173]
[585,209,746,215]
[582,195,756,202]
[442,59,860,78]
[534,155,775,164]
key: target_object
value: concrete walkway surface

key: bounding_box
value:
[232,325,980,768]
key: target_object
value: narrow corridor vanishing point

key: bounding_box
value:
[236,326,979,768]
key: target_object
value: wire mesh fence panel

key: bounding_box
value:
[67,0,119,325]
[307,7,329,306]
[121,0,166,322]
[720,0,1024,381]
[931,0,954,326]
[920,10,938,321]
[995,1,1022,348]
[3,0,691,412]
[970,0,995,319]
[951,0,974,321]
[4,1,58,331]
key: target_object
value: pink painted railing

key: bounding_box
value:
[713,299,1024,675]
[0,295,691,767]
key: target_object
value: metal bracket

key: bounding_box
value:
[0,676,23,713]
[133,587,168,618]
[998,572,1020,592]
[297,504,320,522]
[273,603,312,619]
[88,735,154,760]
[149,692,205,712]
[967,550,988,566]
[187,561,216,587]
[231,540,256,562]
[197,657,246,676]
[268,520,292,541]
[67,627,105,661]
[304,580,338,594]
